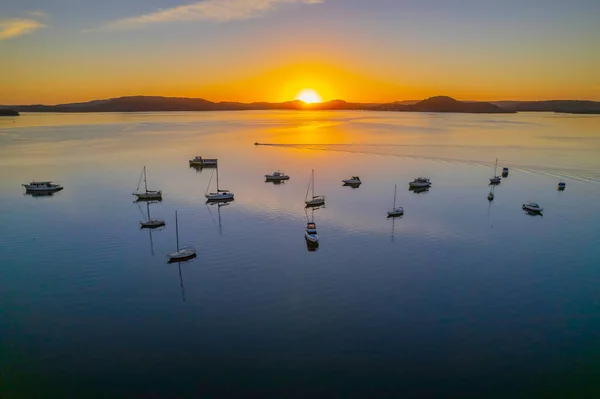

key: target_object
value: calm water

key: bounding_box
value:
[1,111,600,397]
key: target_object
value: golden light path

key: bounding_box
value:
[295,89,323,103]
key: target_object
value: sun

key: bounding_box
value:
[295,89,323,104]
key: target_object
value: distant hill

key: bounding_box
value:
[0,108,19,116]
[493,100,600,114]
[8,95,600,114]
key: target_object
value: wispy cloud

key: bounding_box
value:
[87,0,323,32]
[0,18,46,40]
[27,10,50,19]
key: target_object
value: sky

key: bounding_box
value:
[1,0,600,104]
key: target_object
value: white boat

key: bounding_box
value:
[139,202,165,229]
[489,158,502,185]
[558,181,566,190]
[387,184,404,217]
[342,176,361,185]
[167,210,197,262]
[409,177,431,188]
[522,202,543,213]
[305,169,325,207]
[189,156,218,167]
[133,166,162,200]
[22,181,63,192]
[305,221,319,242]
[265,171,290,181]
[205,164,234,201]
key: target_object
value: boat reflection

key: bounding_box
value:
[167,260,194,302]
[207,201,230,235]
[24,190,57,197]
[305,237,319,252]
[409,186,430,194]
[342,182,361,189]
[305,207,321,252]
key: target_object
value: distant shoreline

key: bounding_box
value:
[3,95,600,114]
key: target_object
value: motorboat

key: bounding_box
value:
[133,166,162,201]
[489,158,502,185]
[22,181,63,192]
[409,177,431,188]
[205,164,234,202]
[305,169,325,207]
[558,181,566,190]
[139,202,165,229]
[265,171,290,181]
[189,156,217,167]
[522,202,543,213]
[167,210,197,262]
[342,176,361,185]
[305,222,319,243]
[502,167,509,177]
[387,184,404,217]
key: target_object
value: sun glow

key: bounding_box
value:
[295,89,323,103]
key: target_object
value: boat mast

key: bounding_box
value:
[175,210,180,252]
[216,164,220,192]
[494,158,498,177]
[312,169,315,198]
[146,202,151,222]
[393,184,397,208]
[143,166,148,192]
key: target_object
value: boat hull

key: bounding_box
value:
[265,175,290,181]
[305,196,325,207]
[342,180,361,185]
[522,205,543,213]
[387,208,404,217]
[190,161,217,167]
[205,192,234,201]
[140,219,166,229]
[135,191,162,201]
[305,232,319,242]
[168,249,197,262]
[23,185,63,192]
[409,182,431,188]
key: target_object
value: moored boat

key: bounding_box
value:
[189,156,217,167]
[22,181,63,192]
[167,210,197,262]
[502,167,509,177]
[133,166,162,201]
[409,177,431,188]
[342,176,361,185]
[522,202,543,213]
[265,171,290,181]
[558,181,566,190]
[305,169,325,207]
[387,184,404,217]
[489,158,502,185]
[205,164,234,202]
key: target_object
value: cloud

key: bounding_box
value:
[87,0,323,32]
[27,10,50,19]
[0,18,46,40]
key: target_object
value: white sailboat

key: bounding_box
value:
[133,166,162,200]
[167,210,196,262]
[305,169,325,207]
[139,201,165,229]
[387,184,404,217]
[489,158,501,185]
[205,164,234,202]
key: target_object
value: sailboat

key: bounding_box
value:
[387,184,404,217]
[139,201,165,229]
[305,169,325,207]
[205,165,234,201]
[167,210,197,262]
[489,158,501,185]
[133,166,162,200]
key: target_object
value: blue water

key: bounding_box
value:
[1,111,600,397]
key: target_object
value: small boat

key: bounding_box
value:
[133,166,162,201]
[139,202,165,229]
[205,164,234,202]
[522,202,543,213]
[189,156,218,167]
[265,171,290,181]
[167,210,196,262]
[409,177,431,188]
[305,221,319,243]
[502,167,509,177]
[489,158,502,185]
[22,181,63,192]
[387,184,404,217]
[558,181,566,190]
[342,176,361,185]
[487,184,495,201]
[305,169,325,207]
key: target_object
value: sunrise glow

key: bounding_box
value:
[295,89,323,104]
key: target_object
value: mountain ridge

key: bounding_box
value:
[3,95,600,114]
